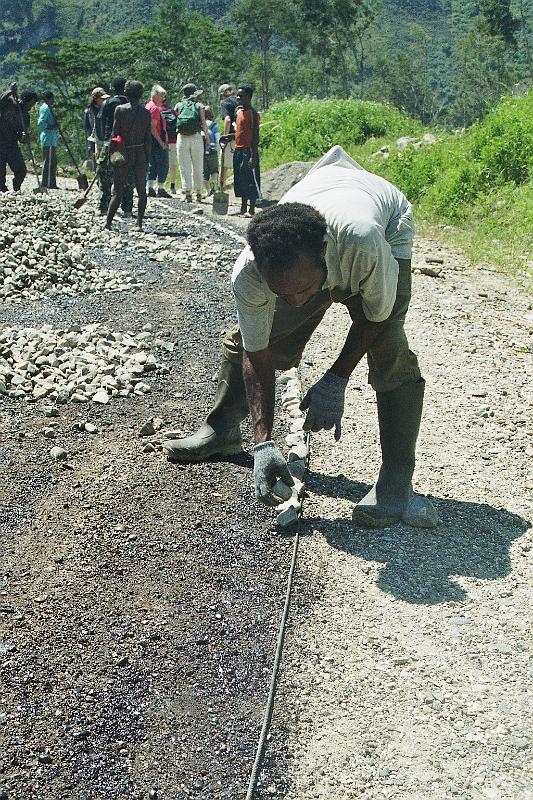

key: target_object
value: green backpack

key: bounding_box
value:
[176,99,201,134]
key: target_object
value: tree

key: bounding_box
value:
[478,0,519,45]
[231,0,300,108]
[296,0,376,98]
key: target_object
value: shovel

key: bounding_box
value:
[53,113,89,191]
[10,82,47,194]
[73,165,100,209]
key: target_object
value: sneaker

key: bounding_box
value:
[148,188,156,197]
[184,193,192,203]
[158,188,173,198]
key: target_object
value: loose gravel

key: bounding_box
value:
[0,194,139,301]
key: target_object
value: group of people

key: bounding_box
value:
[0,77,261,228]
[83,78,261,227]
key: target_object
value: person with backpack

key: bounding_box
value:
[233,84,260,216]
[146,84,171,198]
[175,83,210,203]
[160,95,178,193]
[0,87,38,192]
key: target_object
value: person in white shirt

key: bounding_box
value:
[164,146,438,529]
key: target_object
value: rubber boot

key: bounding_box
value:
[163,359,248,462]
[352,379,438,529]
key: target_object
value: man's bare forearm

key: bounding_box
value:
[242,349,276,443]
[330,315,386,380]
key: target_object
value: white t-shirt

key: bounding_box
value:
[232,145,415,353]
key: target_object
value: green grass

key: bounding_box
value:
[260,94,533,287]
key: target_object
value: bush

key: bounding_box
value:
[260,97,420,168]
[378,91,532,223]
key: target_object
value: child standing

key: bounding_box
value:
[233,84,260,216]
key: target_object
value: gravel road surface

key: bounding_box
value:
[1,182,531,800]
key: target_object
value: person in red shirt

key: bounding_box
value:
[233,84,260,216]
[145,84,172,198]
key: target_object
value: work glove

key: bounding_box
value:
[253,441,294,506]
[300,370,349,441]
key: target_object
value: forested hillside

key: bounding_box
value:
[1,0,531,128]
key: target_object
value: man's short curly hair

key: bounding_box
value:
[246,203,327,272]
[125,80,144,101]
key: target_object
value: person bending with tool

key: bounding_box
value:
[164,146,438,529]
[105,81,151,231]
[0,87,38,192]
[37,91,59,189]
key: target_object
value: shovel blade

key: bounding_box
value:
[212,191,229,215]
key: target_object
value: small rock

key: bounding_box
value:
[139,419,156,437]
[142,443,156,453]
[92,389,110,404]
[84,423,98,434]
[50,446,68,461]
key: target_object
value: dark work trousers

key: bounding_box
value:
[0,145,27,191]
[41,145,57,188]
[147,140,169,184]
[107,148,148,226]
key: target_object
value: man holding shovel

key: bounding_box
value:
[0,87,38,192]
[164,146,438,529]
[38,91,60,189]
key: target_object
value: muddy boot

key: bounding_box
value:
[163,359,248,462]
[352,379,438,529]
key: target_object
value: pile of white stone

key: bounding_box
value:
[0,323,169,403]
[0,194,139,301]
[275,367,309,527]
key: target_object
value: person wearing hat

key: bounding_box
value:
[218,82,238,190]
[174,83,210,203]
[83,87,109,166]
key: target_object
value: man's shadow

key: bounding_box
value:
[301,471,530,605]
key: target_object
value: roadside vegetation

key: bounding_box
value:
[261,93,532,284]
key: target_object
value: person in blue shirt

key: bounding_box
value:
[37,91,60,188]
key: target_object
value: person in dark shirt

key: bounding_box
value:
[98,76,133,216]
[0,88,38,192]
[218,82,238,190]
[105,80,152,231]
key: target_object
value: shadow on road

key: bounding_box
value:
[300,470,530,605]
